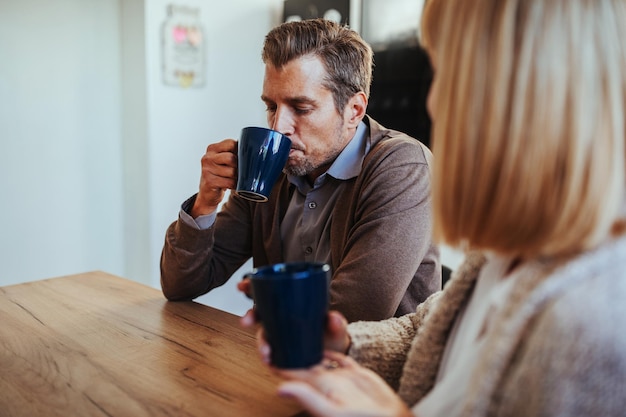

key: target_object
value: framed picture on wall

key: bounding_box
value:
[161,4,206,88]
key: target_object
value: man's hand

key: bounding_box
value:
[191,139,238,217]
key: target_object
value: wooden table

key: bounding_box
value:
[0,271,306,417]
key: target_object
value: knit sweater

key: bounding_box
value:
[348,235,626,416]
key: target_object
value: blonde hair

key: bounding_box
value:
[421,0,626,258]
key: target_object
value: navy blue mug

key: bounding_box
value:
[236,127,291,202]
[247,262,330,369]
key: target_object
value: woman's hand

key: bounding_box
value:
[276,350,413,417]
[240,309,351,365]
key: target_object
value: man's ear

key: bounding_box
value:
[345,92,368,128]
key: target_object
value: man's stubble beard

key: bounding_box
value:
[283,157,314,177]
[282,120,347,178]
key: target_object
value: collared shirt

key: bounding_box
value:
[281,121,370,264]
[179,121,370,266]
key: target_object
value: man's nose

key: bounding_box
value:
[270,107,294,136]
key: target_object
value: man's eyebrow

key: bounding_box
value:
[288,96,317,105]
[261,95,317,106]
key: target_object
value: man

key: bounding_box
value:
[160,18,440,322]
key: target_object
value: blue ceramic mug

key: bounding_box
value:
[247,262,330,369]
[236,127,291,202]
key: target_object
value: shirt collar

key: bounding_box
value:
[327,121,370,180]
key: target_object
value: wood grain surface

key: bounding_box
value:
[0,271,306,417]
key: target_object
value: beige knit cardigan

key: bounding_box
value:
[348,236,626,416]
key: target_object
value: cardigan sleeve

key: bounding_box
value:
[347,291,443,391]
[160,193,255,301]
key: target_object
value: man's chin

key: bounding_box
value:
[284,167,304,177]
[284,162,308,177]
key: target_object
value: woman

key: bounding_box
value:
[243,0,626,415]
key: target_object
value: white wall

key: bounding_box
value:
[0,0,124,285]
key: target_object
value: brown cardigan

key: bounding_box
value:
[160,116,440,322]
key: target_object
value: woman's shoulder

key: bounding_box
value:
[544,253,626,339]
[531,237,626,351]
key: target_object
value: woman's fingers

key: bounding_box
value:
[278,381,336,417]
[325,311,351,353]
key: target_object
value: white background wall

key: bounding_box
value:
[1,0,125,285]
[0,0,463,317]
